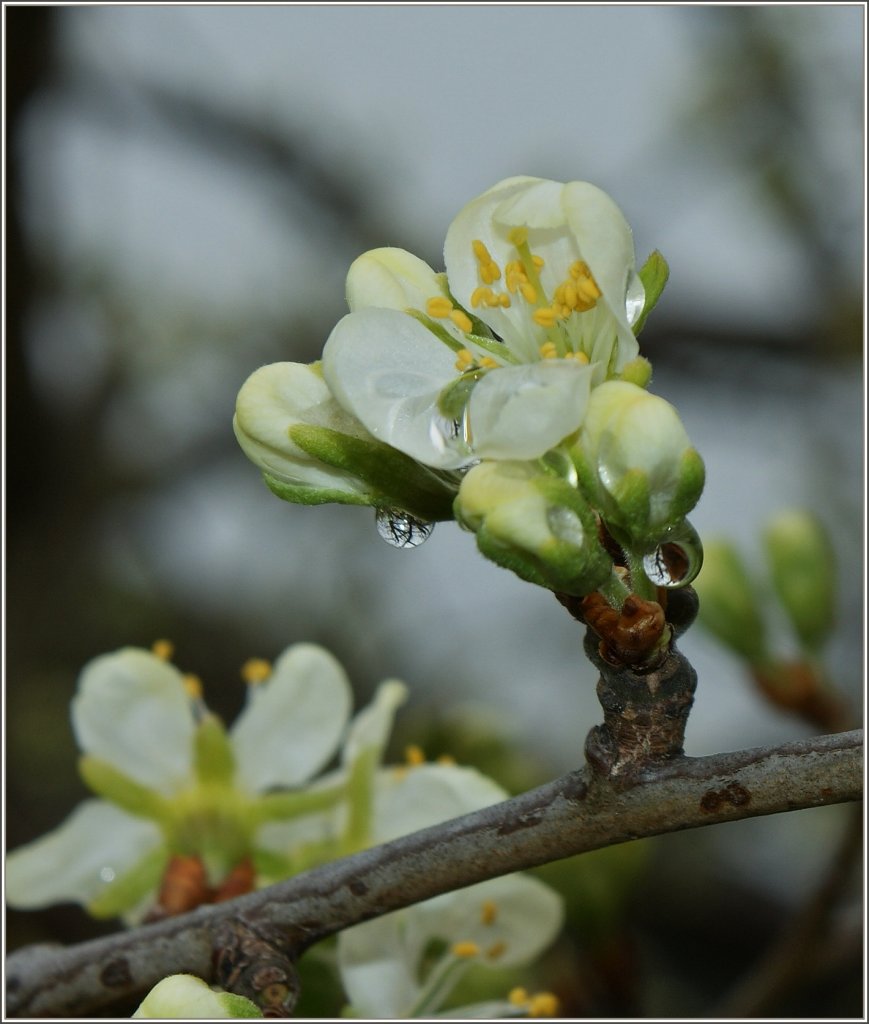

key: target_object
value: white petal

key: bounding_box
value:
[5,799,161,909]
[323,307,472,469]
[342,679,408,767]
[563,181,641,367]
[405,873,564,968]
[233,361,374,493]
[346,247,445,314]
[72,648,195,792]
[337,913,421,1018]
[134,974,260,1019]
[231,644,352,791]
[372,763,508,843]
[468,360,593,460]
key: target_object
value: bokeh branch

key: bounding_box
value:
[6,727,862,1018]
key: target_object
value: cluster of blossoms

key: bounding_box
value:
[234,176,705,615]
[6,642,562,1018]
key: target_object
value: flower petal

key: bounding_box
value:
[342,679,408,768]
[233,361,375,494]
[134,975,261,1019]
[372,763,508,843]
[346,247,446,314]
[337,913,421,1018]
[322,307,472,469]
[72,648,195,792]
[468,360,593,460]
[231,644,352,791]
[5,799,162,910]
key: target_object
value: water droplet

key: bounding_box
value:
[375,508,435,549]
[546,505,585,546]
[642,520,703,588]
[540,448,579,487]
[99,866,116,883]
[429,408,473,462]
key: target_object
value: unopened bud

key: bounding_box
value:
[134,974,260,1018]
[693,539,768,663]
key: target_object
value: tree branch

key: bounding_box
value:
[6,729,862,1017]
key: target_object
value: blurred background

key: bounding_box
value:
[5,5,864,1017]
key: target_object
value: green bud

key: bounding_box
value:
[134,974,261,1018]
[454,461,612,596]
[763,510,836,653]
[234,361,455,521]
[619,356,653,389]
[572,381,704,552]
[692,539,769,663]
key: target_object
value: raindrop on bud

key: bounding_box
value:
[642,520,703,588]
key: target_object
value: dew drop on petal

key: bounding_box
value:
[375,508,435,549]
[546,506,585,546]
[642,520,703,588]
[540,448,579,487]
[429,408,474,462]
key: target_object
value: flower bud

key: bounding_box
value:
[572,381,704,551]
[133,974,260,1018]
[454,461,612,596]
[345,246,449,314]
[693,539,769,663]
[763,510,836,653]
[234,361,455,521]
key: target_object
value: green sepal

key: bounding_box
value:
[610,469,652,541]
[193,715,236,787]
[289,425,456,522]
[87,843,168,919]
[341,746,378,854]
[217,993,263,1018]
[619,356,653,389]
[253,781,347,824]
[669,448,706,524]
[78,756,170,821]
[633,250,669,336]
[437,370,485,420]
[263,473,377,509]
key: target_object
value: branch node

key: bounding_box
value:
[212,917,300,1018]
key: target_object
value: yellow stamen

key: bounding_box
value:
[436,753,456,765]
[449,309,473,333]
[405,744,426,767]
[508,226,528,246]
[472,239,493,263]
[471,286,492,308]
[451,941,480,959]
[520,282,537,304]
[539,341,558,359]
[479,356,500,369]
[486,941,507,960]
[529,992,560,1017]
[532,254,545,268]
[241,658,272,684]
[532,307,558,328]
[426,296,454,319]
[480,900,498,925]
[509,987,529,1007]
[455,349,476,372]
[567,350,590,365]
[182,673,203,700]
[151,639,174,661]
[498,293,512,308]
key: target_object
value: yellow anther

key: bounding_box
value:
[426,296,454,319]
[498,293,512,308]
[485,940,507,960]
[449,309,473,333]
[241,658,272,684]
[405,744,426,767]
[479,356,500,369]
[151,639,174,661]
[182,673,203,700]
[436,753,456,765]
[480,900,498,925]
[520,282,537,304]
[569,259,590,279]
[480,262,499,285]
[532,254,545,268]
[539,341,558,359]
[509,987,529,1007]
[567,350,590,365]
[471,286,491,308]
[529,992,560,1017]
[472,239,493,263]
[532,307,558,328]
[508,226,528,247]
[455,349,476,372]
[451,941,480,959]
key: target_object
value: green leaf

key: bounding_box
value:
[633,250,670,336]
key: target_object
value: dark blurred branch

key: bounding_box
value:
[6,728,863,1017]
[714,801,863,1016]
